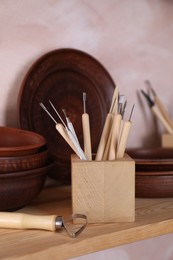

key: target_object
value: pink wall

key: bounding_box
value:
[1,0,173,258]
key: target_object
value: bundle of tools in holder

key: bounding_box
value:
[40,88,134,161]
[141,80,173,134]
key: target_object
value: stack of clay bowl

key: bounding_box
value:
[127,147,173,198]
[0,126,52,211]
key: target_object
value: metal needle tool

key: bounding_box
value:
[82,93,92,160]
[40,102,86,160]
[117,104,135,159]
[49,101,87,160]
[62,108,80,145]
[145,80,173,130]
[141,90,173,134]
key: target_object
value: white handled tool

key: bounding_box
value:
[0,212,87,238]
[40,102,87,160]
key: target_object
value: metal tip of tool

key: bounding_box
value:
[141,89,154,107]
[83,92,87,113]
[129,104,135,121]
[39,102,57,124]
[49,100,66,127]
[62,108,67,118]
[145,80,156,97]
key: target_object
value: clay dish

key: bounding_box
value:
[0,126,46,156]
[0,161,54,211]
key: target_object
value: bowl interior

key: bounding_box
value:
[0,127,46,156]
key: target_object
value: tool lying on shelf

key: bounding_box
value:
[0,212,87,238]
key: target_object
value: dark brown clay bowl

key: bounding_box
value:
[0,148,49,173]
[0,162,54,211]
[127,147,173,172]
[136,174,173,198]
[0,126,46,156]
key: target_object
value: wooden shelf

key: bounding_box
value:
[1,185,173,259]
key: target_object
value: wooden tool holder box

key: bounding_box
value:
[71,154,135,224]
[161,133,173,148]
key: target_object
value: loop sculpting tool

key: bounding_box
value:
[0,212,87,238]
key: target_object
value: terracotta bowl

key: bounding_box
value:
[136,173,173,198]
[0,148,49,173]
[0,161,54,211]
[127,147,173,172]
[0,126,46,156]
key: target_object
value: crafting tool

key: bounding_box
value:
[0,212,87,238]
[62,108,80,145]
[108,113,122,160]
[95,98,116,161]
[40,102,87,160]
[82,93,92,160]
[49,100,87,160]
[117,104,135,159]
[109,87,119,116]
[145,80,173,130]
[141,90,173,134]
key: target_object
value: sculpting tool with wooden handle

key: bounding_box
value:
[141,90,173,134]
[108,113,122,160]
[117,105,135,159]
[95,112,113,160]
[82,93,92,160]
[109,87,119,116]
[40,102,87,160]
[0,212,87,238]
[145,80,173,130]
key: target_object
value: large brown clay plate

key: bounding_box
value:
[18,48,115,183]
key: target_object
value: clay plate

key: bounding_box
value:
[127,147,173,172]
[18,48,115,183]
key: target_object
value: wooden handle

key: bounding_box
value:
[117,121,131,159]
[155,97,173,130]
[108,114,122,160]
[0,212,57,231]
[55,123,81,159]
[95,113,113,161]
[82,113,92,160]
[152,106,173,134]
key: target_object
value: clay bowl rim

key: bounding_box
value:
[127,147,173,165]
[0,126,46,156]
[0,148,49,173]
[0,160,54,178]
